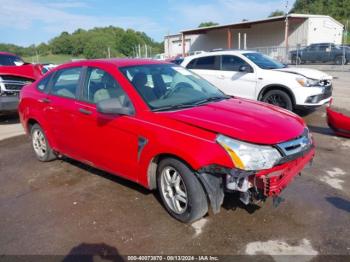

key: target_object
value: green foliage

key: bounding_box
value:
[268,10,286,17]
[198,22,219,28]
[22,54,84,64]
[291,0,350,25]
[0,26,163,60]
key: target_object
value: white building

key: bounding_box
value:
[164,14,344,61]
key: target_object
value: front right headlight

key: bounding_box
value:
[296,77,319,87]
[217,135,282,171]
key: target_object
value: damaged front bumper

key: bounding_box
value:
[197,147,315,214]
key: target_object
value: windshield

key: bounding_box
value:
[243,52,286,69]
[0,54,25,66]
[119,64,228,111]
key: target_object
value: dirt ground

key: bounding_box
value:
[0,67,349,260]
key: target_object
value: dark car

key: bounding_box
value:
[289,43,350,65]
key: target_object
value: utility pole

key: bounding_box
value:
[342,20,348,70]
[284,0,289,63]
[35,49,39,63]
[107,47,111,58]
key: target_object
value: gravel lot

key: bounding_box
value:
[0,66,349,259]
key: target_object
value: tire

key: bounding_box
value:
[262,89,293,111]
[334,56,345,65]
[157,158,208,223]
[30,124,56,162]
[291,55,301,65]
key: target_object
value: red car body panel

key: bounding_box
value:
[19,59,314,200]
[254,149,314,196]
[327,102,350,138]
[162,98,305,145]
[0,63,43,80]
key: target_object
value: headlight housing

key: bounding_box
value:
[217,135,282,171]
[296,77,319,87]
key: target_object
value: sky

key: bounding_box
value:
[0,0,296,46]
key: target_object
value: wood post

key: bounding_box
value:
[227,28,232,49]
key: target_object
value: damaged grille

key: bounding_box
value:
[319,79,331,87]
[275,129,313,164]
[0,76,32,94]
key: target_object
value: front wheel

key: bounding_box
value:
[291,55,301,65]
[262,90,293,111]
[30,124,56,162]
[334,56,345,65]
[157,158,208,223]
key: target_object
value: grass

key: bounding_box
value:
[22,54,85,64]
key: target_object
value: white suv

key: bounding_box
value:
[181,50,332,111]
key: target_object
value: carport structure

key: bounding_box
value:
[180,15,305,57]
[166,14,344,58]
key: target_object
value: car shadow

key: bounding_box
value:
[308,125,336,137]
[62,242,123,262]
[63,157,264,215]
[63,157,150,196]
[294,108,317,117]
[222,192,261,214]
[326,197,350,213]
[0,113,20,124]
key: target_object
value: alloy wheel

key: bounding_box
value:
[265,94,288,109]
[32,129,47,158]
[160,166,188,214]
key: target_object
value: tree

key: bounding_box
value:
[198,22,219,28]
[50,32,74,54]
[36,43,50,56]
[291,0,350,24]
[119,29,144,57]
[0,26,163,58]
[268,10,286,17]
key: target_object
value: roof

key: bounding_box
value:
[183,50,255,60]
[181,13,343,35]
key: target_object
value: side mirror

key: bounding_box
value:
[97,98,134,116]
[239,65,252,73]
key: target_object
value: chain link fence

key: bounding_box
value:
[251,44,350,72]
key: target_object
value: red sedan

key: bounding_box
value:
[19,59,315,222]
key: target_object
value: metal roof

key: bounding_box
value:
[181,14,343,35]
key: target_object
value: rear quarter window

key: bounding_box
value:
[37,74,51,93]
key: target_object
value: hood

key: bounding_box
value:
[0,63,43,80]
[275,67,332,80]
[161,98,305,145]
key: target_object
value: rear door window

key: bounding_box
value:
[50,67,82,99]
[187,56,219,70]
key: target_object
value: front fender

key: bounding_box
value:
[136,127,233,188]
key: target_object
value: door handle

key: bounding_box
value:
[217,75,225,79]
[79,108,92,115]
[39,98,51,103]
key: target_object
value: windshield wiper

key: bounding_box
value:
[152,96,230,112]
[152,103,196,112]
[193,96,229,105]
